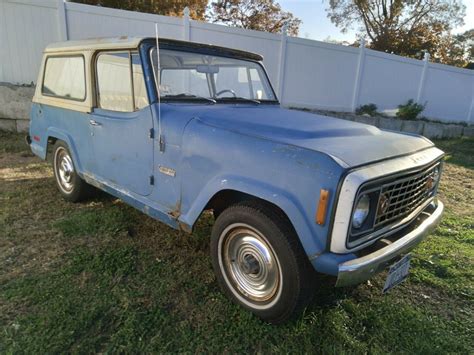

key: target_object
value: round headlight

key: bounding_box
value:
[352,194,370,229]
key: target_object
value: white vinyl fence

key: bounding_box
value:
[1,0,473,124]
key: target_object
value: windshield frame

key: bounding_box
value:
[144,41,279,105]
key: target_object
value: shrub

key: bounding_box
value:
[396,99,425,120]
[356,103,378,117]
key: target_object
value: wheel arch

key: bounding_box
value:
[46,127,84,172]
[206,189,294,226]
[179,176,324,257]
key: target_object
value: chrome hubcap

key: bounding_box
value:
[221,225,281,303]
[55,148,74,192]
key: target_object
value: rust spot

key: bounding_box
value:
[167,200,181,219]
[168,210,180,218]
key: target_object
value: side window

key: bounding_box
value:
[42,56,85,101]
[96,52,149,112]
[96,52,133,112]
[131,53,149,110]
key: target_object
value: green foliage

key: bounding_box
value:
[396,99,425,120]
[356,103,378,116]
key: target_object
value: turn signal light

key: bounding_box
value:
[316,189,329,225]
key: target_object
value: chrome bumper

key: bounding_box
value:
[335,200,444,287]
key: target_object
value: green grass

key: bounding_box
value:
[0,130,30,154]
[52,206,135,237]
[1,131,473,353]
[435,138,474,170]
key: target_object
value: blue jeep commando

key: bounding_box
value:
[28,37,444,323]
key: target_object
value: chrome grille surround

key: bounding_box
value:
[347,161,442,248]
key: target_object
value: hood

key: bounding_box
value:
[180,104,433,168]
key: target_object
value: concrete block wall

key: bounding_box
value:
[0,84,34,132]
[306,110,474,139]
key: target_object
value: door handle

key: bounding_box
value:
[89,119,102,126]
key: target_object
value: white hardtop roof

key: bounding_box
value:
[45,36,145,53]
[44,36,264,61]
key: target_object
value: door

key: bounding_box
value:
[89,51,154,196]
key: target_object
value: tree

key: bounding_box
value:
[71,0,208,20]
[209,0,301,36]
[450,29,474,68]
[326,0,466,64]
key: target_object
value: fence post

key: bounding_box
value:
[468,77,474,125]
[278,23,288,104]
[183,7,190,41]
[417,52,430,104]
[351,38,366,112]
[57,0,68,41]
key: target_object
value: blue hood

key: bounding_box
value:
[179,104,433,167]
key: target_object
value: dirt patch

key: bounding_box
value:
[0,161,52,181]
[0,145,38,169]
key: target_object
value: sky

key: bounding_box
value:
[279,0,474,42]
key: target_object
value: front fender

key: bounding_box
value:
[178,118,345,259]
[179,174,323,257]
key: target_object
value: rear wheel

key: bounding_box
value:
[52,141,94,202]
[210,201,315,323]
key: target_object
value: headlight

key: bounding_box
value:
[352,194,370,229]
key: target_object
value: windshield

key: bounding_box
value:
[151,48,277,103]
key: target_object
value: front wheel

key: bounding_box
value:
[210,201,315,323]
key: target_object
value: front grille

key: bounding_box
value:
[374,164,439,228]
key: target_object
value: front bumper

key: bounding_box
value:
[335,200,444,287]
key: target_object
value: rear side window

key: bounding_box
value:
[42,56,86,101]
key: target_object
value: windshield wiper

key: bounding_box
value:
[217,96,261,104]
[163,93,216,104]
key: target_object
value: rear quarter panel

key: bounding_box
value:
[29,102,93,174]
